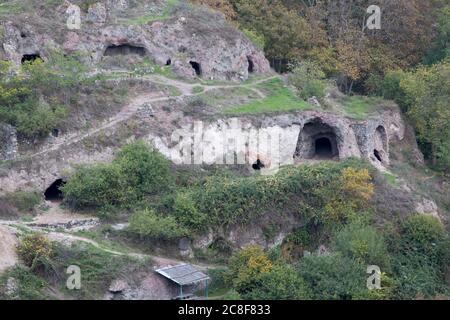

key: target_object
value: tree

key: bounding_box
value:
[113,140,173,200]
[400,61,450,170]
[288,60,326,100]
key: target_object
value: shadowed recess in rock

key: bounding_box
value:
[44,179,65,201]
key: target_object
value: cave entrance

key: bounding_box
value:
[252,159,265,171]
[44,179,65,202]
[374,149,382,162]
[248,57,254,73]
[315,137,333,158]
[189,61,202,76]
[104,44,146,57]
[21,54,42,64]
[166,58,172,66]
[295,120,340,160]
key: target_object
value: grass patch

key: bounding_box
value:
[383,172,398,187]
[0,1,24,18]
[0,266,50,300]
[339,95,386,119]
[124,0,179,25]
[224,78,310,114]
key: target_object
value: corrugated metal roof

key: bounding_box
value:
[155,264,209,286]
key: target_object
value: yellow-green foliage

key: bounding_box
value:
[324,167,374,225]
[17,234,54,270]
[227,245,272,293]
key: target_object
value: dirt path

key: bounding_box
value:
[26,73,278,159]
[0,225,18,274]
[0,219,220,272]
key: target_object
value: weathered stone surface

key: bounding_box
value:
[1,2,271,81]
[109,279,129,293]
[0,123,18,161]
[415,198,440,220]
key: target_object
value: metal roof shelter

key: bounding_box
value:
[155,264,210,299]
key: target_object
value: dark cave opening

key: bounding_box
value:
[252,159,265,170]
[21,54,42,64]
[104,44,146,57]
[315,137,333,158]
[248,57,254,73]
[189,61,202,76]
[52,129,59,138]
[374,149,382,162]
[166,58,172,66]
[44,179,65,201]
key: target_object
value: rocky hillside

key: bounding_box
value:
[0,0,448,301]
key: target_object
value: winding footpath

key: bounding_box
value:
[26,73,277,159]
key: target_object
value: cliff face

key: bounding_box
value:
[0,1,271,81]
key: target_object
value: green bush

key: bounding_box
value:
[173,192,208,230]
[113,140,173,200]
[245,264,310,300]
[0,266,49,300]
[62,141,173,211]
[298,253,372,300]
[128,208,187,241]
[401,215,446,252]
[62,163,124,210]
[176,159,371,230]
[332,222,390,269]
[17,233,54,270]
[391,252,447,299]
[288,60,326,100]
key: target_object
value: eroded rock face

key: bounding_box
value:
[0,107,407,194]
[0,123,18,161]
[1,2,271,81]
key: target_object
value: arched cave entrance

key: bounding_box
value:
[44,179,65,201]
[248,57,254,73]
[295,120,340,160]
[315,137,333,158]
[252,159,265,171]
[21,54,42,64]
[166,58,172,66]
[104,44,146,57]
[189,61,202,76]
[373,125,388,164]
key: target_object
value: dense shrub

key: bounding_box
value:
[297,253,371,300]
[391,252,448,299]
[400,215,446,253]
[0,266,50,300]
[0,51,87,139]
[227,245,273,295]
[177,159,372,230]
[62,141,173,212]
[288,60,326,100]
[113,140,173,200]
[17,233,54,270]
[62,164,124,210]
[332,222,389,269]
[128,208,187,241]
[323,167,374,226]
[244,264,310,300]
